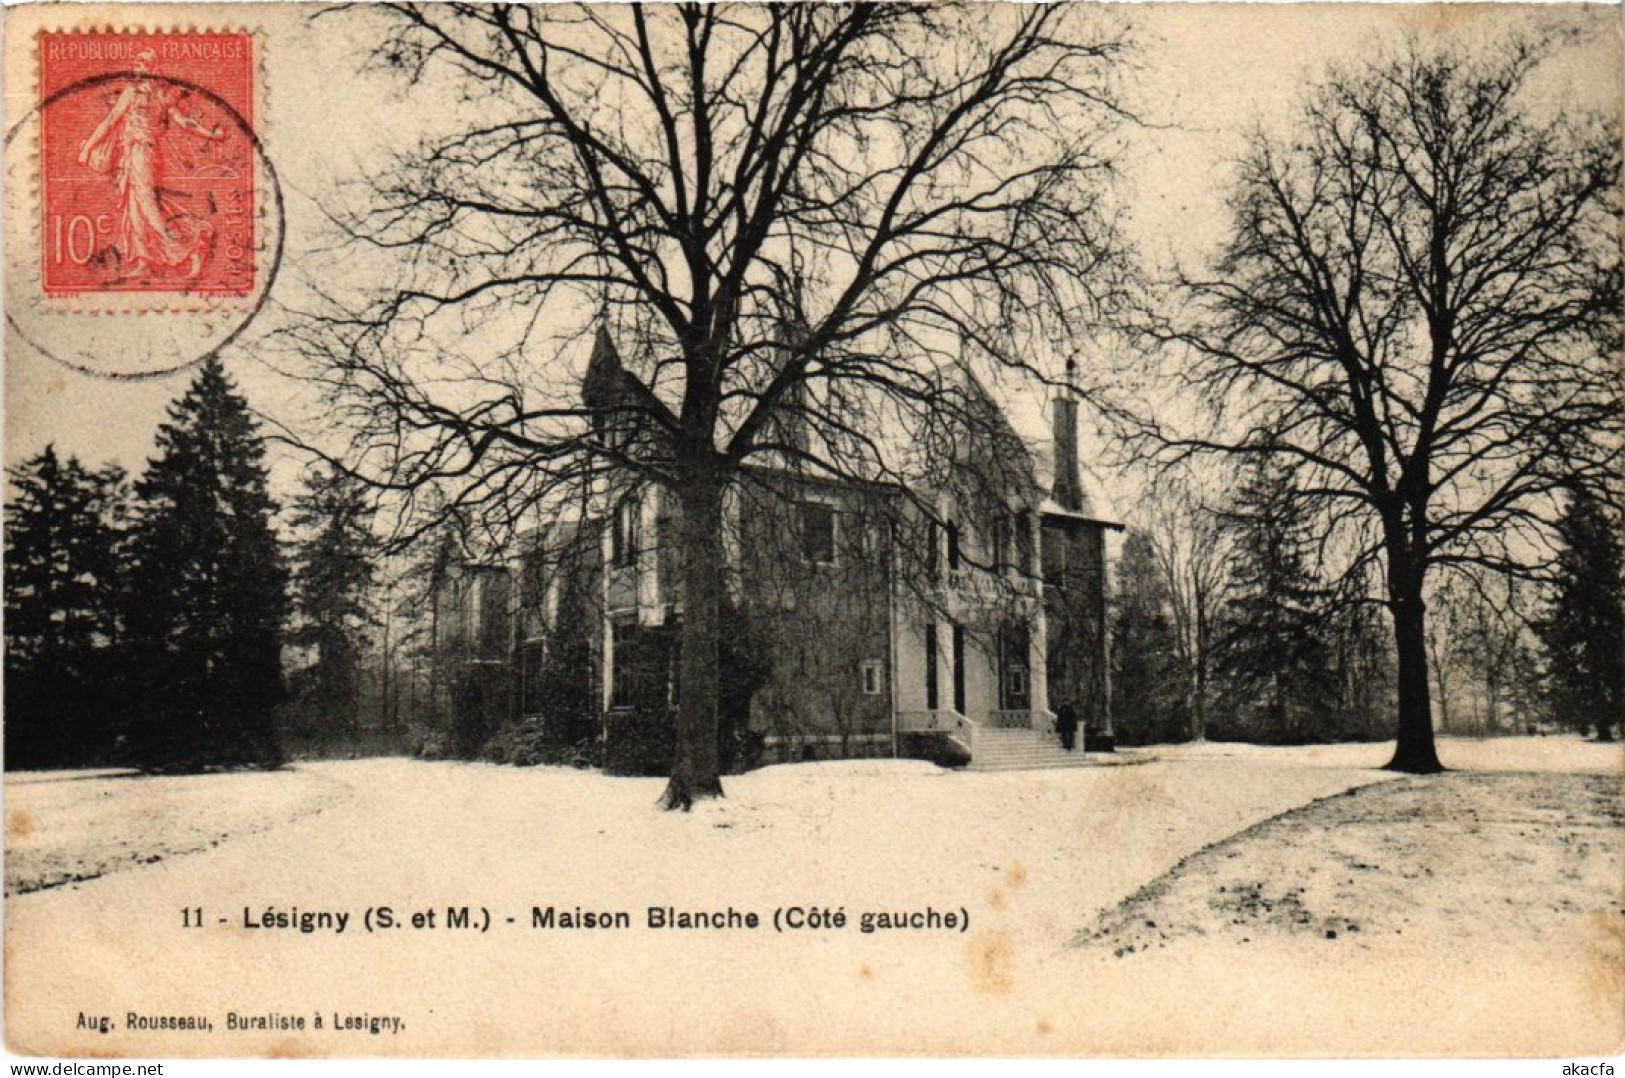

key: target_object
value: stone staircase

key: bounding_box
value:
[969,726,1092,771]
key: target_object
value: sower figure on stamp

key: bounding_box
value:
[78,47,223,281]
[1055,702,1078,752]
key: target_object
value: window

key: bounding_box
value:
[860,659,883,696]
[519,547,548,613]
[853,514,876,558]
[801,502,837,565]
[1042,523,1067,588]
[1007,665,1028,702]
[1001,623,1031,711]
[610,621,637,709]
[610,619,681,711]
[997,514,1032,574]
[612,496,640,568]
[926,519,961,581]
[952,623,966,715]
[519,639,545,715]
[925,623,939,711]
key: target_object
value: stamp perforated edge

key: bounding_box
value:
[14,24,273,317]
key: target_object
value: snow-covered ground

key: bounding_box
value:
[5,766,351,895]
[4,737,1619,1057]
[1088,771,1623,956]
[1078,767,1623,1055]
[1154,734,1625,774]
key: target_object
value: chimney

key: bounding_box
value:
[770,285,811,459]
[1052,358,1082,510]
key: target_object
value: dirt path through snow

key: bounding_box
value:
[5,767,352,895]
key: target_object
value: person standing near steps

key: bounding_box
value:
[1055,702,1078,752]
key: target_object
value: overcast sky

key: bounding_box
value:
[5,2,1619,510]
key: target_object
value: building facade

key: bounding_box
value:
[428,331,1119,769]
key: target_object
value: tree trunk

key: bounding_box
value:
[1385,586,1444,773]
[1192,606,1208,742]
[661,472,726,811]
[1191,665,1207,742]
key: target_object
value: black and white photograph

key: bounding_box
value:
[3,0,1622,1060]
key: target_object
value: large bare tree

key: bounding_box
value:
[283,3,1135,807]
[1160,33,1621,772]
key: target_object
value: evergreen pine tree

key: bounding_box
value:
[1110,528,1189,745]
[125,358,289,770]
[1212,455,1338,743]
[3,446,127,767]
[1324,573,1395,742]
[289,464,378,742]
[1538,486,1625,741]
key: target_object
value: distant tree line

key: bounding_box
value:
[1151,33,1621,770]
[1111,460,1624,747]
[8,358,1617,772]
[4,359,382,772]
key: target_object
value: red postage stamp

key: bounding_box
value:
[38,32,256,298]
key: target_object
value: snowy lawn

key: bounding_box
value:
[1068,737,1624,1056]
[1084,770,1622,956]
[5,767,352,895]
[4,735,1619,1056]
[1151,733,1625,774]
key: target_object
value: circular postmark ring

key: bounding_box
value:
[5,67,285,381]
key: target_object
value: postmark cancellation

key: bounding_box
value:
[6,24,281,378]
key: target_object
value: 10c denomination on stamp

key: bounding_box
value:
[38,31,256,298]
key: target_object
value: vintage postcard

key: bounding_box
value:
[4,0,1622,1061]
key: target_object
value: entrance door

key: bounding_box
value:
[1000,623,1031,714]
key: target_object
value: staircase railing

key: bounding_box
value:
[896,709,979,756]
